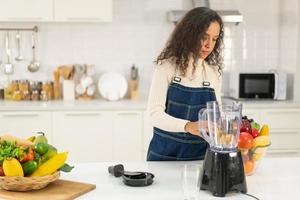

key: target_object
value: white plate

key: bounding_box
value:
[98,72,128,101]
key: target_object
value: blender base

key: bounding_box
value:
[200,148,247,197]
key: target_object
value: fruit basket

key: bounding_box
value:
[0,171,60,191]
[238,116,271,176]
[0,132,73,191]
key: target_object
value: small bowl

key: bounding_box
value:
[0,171,60,191]
[241,146,268,176]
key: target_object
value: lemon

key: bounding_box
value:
[260,125,269,136]
[3,158,24,177]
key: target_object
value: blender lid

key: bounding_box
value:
[122,172,154,187]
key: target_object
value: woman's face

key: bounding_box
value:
[200,21,220,59]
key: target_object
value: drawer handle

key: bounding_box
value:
[266,111,300,115]
[8,17,43,21]
[65,113,101,116]
[66,17,101,21]
[267,151,299,155]
[117,113,138,116]
[271,130,299,135]
[2,114,39,117]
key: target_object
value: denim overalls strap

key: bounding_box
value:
[147,80,217,161]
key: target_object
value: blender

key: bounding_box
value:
[198,101,247,197]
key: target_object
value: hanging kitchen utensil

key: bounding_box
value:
[15,31,23,61]
[3,32,13,75]
[27,32,40,72]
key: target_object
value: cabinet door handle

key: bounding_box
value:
[8,17,43,21]
[66,17,101,21]
[65,113,101,117]
[117,113,139,116]
[265,111,300,115]
[2,114,40,117]
[266,151,299,156]
[272,130,299,134]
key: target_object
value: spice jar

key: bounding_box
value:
[5,80,19,100]
[19,80,30,100]
[42,81,53,100]
[31,90,39,101]
[12,90,22,101]
[40,90,49,101]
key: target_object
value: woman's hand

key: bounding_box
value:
[184,121,208,137]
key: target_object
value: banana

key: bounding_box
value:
[30,152,68,177]
[3,158,24,177]
[253,136,271,148]
[27,136,36,142]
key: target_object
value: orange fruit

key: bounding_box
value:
[244,160,255,175]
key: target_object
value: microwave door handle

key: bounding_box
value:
[274,73,279,99]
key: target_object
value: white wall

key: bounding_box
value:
[0,0,298,99]
[0,0,182,94]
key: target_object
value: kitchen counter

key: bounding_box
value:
[223,97,300,109]
[60,157,300,200]
[1,96,300,111]
[0,98,148,111]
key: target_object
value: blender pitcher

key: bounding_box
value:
[199,101,242,152]
[199,101,247,197]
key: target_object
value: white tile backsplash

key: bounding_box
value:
[0,0,299,99]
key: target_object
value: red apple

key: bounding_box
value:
[238,132,254,150]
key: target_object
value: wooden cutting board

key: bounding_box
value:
[0,179,96,200]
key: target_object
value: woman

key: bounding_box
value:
[147,7,224,161]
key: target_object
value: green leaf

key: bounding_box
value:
[59,163,74,172]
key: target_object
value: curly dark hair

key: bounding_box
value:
[155,7,224,75]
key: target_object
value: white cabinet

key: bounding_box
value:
[261,108,300,157]
[52,110,143,162]
[143,111,153,158]
[112,111,143,161]
[0,0,53,22]
[52,111,113,162]
[243,107,300,157]
[54,0,112,22]
[0,0,112,22]
[0,111,52,141]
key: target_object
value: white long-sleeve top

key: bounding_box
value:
[147,58,222,133]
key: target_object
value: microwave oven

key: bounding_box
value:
[228,71,287,100]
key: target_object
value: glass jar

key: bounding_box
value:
[5,80,19,100]
[31,90,39,101]
[40,90,49,101]
[12,90,22,101]
[19,80,30,101]
[42,81,53,100]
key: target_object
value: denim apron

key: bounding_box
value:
[147,78,216,161]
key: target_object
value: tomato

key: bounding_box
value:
[22,160,38,176]
[34,142,49,155]
[238,132,254,150]
[20,147,35,163]
[244,160,255,175]
[0,166,5,176]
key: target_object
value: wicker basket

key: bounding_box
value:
[0,171,60,191]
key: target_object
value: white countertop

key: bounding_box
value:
[0,97,300,111]
[223,97,300,109]
[0,98,148,111]
[60,157,300,200]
